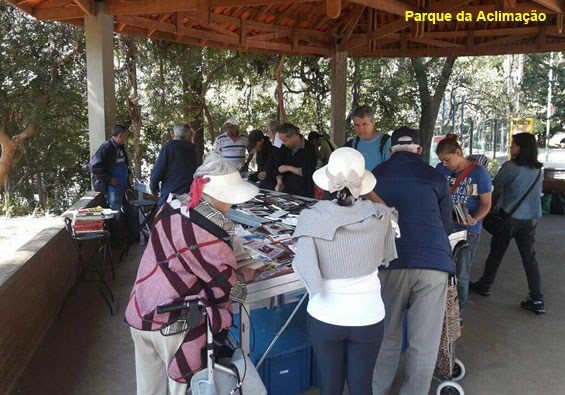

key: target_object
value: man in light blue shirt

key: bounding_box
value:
[345,105,391,171]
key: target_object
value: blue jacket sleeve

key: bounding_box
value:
[150,145,169,194]
[438,177,455,235]
[89,143,110,181]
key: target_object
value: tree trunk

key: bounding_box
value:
[411,57,457,163]
[36,172,45,207]
[0,122,36,194]
[275,56,287,123]
[123,38,142,178]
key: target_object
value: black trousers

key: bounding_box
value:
[478,218,543,300]
[308,314,384,395]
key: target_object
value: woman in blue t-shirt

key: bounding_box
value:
[435,134,492,314]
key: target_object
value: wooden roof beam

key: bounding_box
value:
[341,5,366,43]
[348,0,415,17]
[210,0,320,6]
[409,37,463,48]
[496,0,517,9]
[33,0,73,9]
[341,0,473,51]
[73,0,94,16]
[199,0,210,26]
[209,12,331,41]
[115,15,176,34]
[327,0,341,19]
[32,5,84,20]
[105,0,198,16]
[148,14,172,38]
[531,0,564,13]
[7,0,33,14]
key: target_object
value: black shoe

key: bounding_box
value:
[469,281,491,296]
[520,297,546,315]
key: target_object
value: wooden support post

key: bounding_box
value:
[331,50,347,146]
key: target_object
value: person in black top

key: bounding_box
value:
[150,122,198,206]
[275,123,317,198]
[247,130,277,190]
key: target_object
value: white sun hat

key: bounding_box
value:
[202,171,259,204]
[312,147,376,198]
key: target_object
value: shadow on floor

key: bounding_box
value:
[11,215,565,395]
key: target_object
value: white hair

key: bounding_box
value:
[173,122,191,139]
[390,144,420,154]
[194,151,237,178]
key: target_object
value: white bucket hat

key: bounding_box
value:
[312,147,376,198]
[202,171,258,204]
[223,117,238,127]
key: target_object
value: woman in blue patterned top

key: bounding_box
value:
[435,134,492,314]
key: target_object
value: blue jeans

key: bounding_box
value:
[457,230,481,313]
[105,189,136,243]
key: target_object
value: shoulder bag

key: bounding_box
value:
[483,169,541,235]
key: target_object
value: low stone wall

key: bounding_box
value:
[0,192,105,394]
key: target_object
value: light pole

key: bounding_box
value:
[545,52,554,162]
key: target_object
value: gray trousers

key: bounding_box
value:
[372,269,448,395]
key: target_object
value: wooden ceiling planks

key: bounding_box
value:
[5,0,565,57]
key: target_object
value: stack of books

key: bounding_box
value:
[73,207,105,234]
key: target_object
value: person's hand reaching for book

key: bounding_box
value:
[238,267,256,283]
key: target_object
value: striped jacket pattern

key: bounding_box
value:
[124,203,237,383]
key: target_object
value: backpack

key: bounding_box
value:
[321,137,337,153]
[348,133,390,156]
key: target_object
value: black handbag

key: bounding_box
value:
[483,169,541,235]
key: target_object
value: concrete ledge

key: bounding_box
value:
[0,191,105,394]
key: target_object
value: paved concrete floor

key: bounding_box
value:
[10,215,565,395]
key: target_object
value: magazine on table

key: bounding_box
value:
[261,222,289,235]
[245,240,286,260]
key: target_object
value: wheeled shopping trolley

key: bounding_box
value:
[434,239,469,395]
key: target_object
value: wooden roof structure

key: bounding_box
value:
[8,0,565,57]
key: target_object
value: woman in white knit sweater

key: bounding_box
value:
[292,147,399,395]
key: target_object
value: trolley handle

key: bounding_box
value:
[156,301,190,314]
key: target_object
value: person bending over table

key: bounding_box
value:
[125,152,258,395]
[292,147,399,395]
[275,122,318,198]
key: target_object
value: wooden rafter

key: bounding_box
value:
[348,0,414,17]
[531,0,564,13]
[341,4,365,43]
[105,0,198,16]
[32,5,84,20]
[5,0,565,58]
[73,0,93,16]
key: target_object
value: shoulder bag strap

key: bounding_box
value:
[507,169,542,216]
[450,162,478,194]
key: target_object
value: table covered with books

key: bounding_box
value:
[226,190,317,354]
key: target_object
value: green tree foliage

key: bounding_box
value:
[0,2,88,215]
[2,3,563,216]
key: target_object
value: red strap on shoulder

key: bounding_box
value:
[450,162,477,194]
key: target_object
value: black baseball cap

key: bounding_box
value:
[391,126,420,146]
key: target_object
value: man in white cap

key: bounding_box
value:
[212,117,251,171]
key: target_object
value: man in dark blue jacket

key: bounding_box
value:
[150,122,197,206]
[89,124,136,246]
[371,127,454,395]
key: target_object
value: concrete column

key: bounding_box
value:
[331,51,347,147]
[85,3,116,158]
